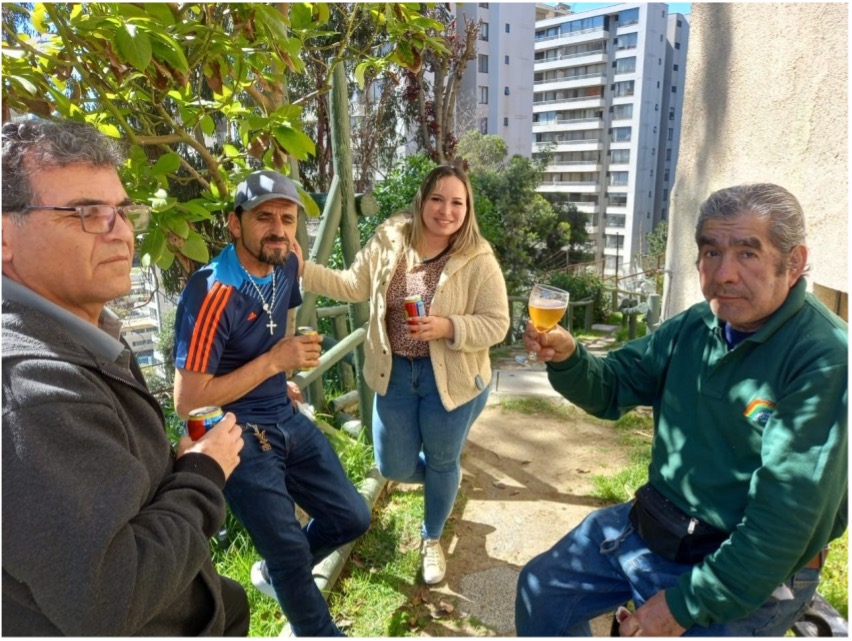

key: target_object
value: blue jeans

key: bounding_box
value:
[224,407,371,637]
[373,355,489,539]
[515,502,820,636]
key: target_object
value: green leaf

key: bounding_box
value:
[180,232,210,264]
[181,201,215,222]
[137,227,167,266]
[156,249,175,271]
[143,3,176,27]
[164,216,190,239]
[200,114,215,136]
[223,144,240,159]
[150,32,189,73]
[298,187,320,218]
[272,126,315,161]
[96,122,121,139]
[9,75,38,96]
[31,4,48,33]
[354,62,369,90]
[290,3,314,30]
[115,24,153,71]
[150,152,181,175]
[254,4,290,40]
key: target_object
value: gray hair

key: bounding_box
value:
[2,119,126,219]
[695,183,808,271]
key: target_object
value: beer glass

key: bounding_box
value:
[516,284,570,365]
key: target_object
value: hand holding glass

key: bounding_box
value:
[517,284,570,365]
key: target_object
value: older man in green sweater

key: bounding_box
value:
[516,183,847,637]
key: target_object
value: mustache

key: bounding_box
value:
[261,235,289,246]
[713,288,749,298]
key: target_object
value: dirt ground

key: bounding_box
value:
[403,344,628,637]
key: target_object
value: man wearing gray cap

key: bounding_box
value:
[173,169,371,636]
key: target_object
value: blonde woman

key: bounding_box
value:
[297,165,510,584]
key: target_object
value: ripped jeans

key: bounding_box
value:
[515,502,820,636]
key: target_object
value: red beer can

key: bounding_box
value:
[185,405,224,441]
[404,294,426,326]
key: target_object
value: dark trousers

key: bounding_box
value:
[220,576,250,636]
[224,409,371,636]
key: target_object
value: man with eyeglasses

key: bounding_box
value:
[2,119,249,636]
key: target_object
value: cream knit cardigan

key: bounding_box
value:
[302,214,510,411]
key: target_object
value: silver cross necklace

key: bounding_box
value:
[240,263,277,335]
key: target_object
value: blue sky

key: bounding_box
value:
[567,3,692,15]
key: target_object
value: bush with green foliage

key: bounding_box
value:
[547,269,611,330]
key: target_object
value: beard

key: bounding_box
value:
[242,235,290,266]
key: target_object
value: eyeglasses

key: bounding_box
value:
[21,204,152,234]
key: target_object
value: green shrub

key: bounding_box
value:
[547,269,611,331]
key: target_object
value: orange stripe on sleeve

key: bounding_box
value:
[187,283,232,371]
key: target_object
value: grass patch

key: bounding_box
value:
[207,424,375,636]
[328,490,424,636]
[821,533,848,619]
[498,395,575,419]
[589,410,652,504]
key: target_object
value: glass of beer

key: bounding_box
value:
[517,284,570,365]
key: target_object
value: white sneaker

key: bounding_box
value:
[251,560,277,599]
[421,538,446,585]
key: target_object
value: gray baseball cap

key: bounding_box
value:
[234,170,303,211]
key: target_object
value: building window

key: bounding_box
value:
[612,103,633,120]
[655,103,659,111]
[615,32,638,51]
[504,86,510,95]
[478,54,489,73]
[480,118,488,134]
[615,57,636,74]
[480,21,489,41]
[675,42,681,49]
[618,8,639,26]
[671,86,677,93]
[611,149,630,163]
[610,171,629,186]
[479,2,488,7]
[677,19,682,27]
[669,106,675,121]
[667,127,673,141]
[673,64,679,71]
[666,148,672,160]
[664,168,670,181]
[505,55,509,65]
[505,23,510,33]
[503,117,509,126]
[611,127,631,143]
[479,86,488,104]
[612,80,634,97]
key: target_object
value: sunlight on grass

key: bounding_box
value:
[328,490,425,637]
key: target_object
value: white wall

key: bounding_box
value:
[665,3,848,318]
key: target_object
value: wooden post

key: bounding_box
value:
[329,61,374,431]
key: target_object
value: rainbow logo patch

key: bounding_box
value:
[744,399,776,427]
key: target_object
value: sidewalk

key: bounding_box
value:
[425,329,621,636]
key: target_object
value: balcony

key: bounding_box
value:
[534,26,607,49]
[534,72,606,93]
[532,117,603,134]
[540,180,601,194]
[547,161,601,173]
[535,51,607,71]
[534,139,603,153]
[533,95,604,110]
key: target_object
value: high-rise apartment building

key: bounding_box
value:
[456,3,536,158]
[532,3,689,276]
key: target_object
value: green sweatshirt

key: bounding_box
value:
[546,277,847,628]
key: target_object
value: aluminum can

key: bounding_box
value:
[403,294,426,326]
[297,326,318,371]
[185,405,224,441]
